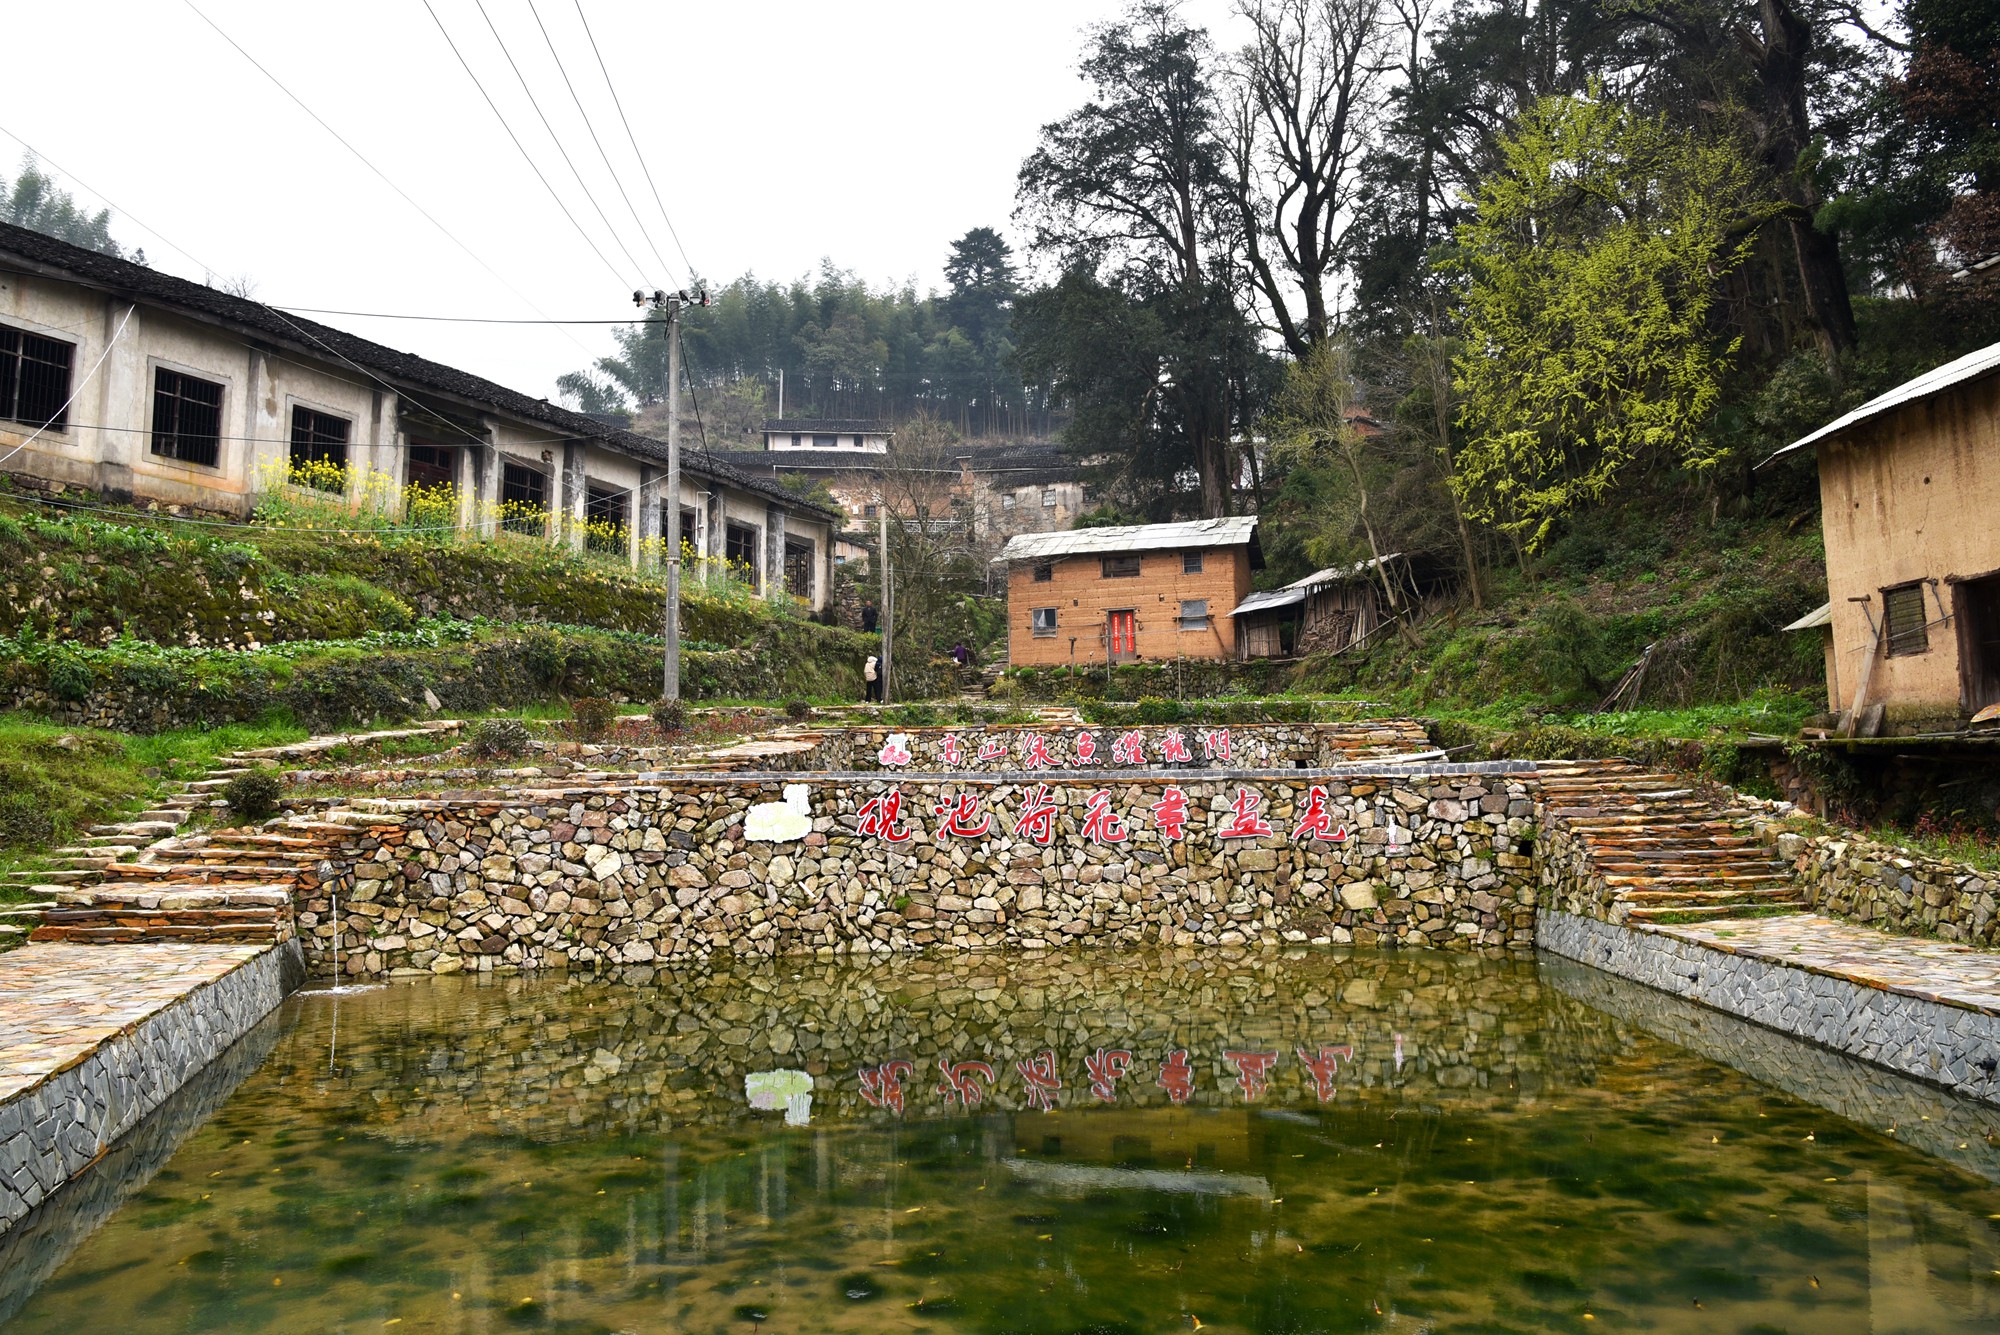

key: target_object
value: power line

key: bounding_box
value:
[176,0,593,358]
[525,0,679,287]
[270,305,644,324]
[572,0,698,281]
[420,0,635,291]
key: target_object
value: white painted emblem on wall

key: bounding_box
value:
[745,1068,814,1125]
[745,783,812,843]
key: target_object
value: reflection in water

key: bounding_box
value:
[5,947,1999,1334]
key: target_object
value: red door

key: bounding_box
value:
[1107,610,1137,661]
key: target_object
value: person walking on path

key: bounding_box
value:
[861,601,878,634]
[863,654,882,703]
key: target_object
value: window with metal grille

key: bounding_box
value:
[1182,551,1204,574]
[151,368,223,467]
[784,537,814,599]
[0,326,74,432]
[288,406,350,489]
[1102,555,1141,578]
[676,506,697,553]
[790,433,802,447]
[584,481,628,554]
[1032,561,1053,582]
[1032,607,1057,637]
[725,521,759,572]
[1178,599,1209,631]
[500,462,547,534]
[1042,489,1057,508]
[1882,582,1930,656]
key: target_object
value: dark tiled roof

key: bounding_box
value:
[712,441,1080,484]
[762,418,892,434]
[0,221,833,518]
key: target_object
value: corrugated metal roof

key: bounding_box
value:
[1230,587,1306,617]
[1783,601,1832,632]
[1288,554,1401,591]
[1764,339,2000,463]
[995,516,1258,562]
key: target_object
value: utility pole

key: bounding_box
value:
[638,286,705,701]
[878,480,893,706]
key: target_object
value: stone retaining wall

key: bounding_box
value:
[1754,819,1999,948]
[0,942,304,1232]
[302,769,1539,976]
[1536,909,2000,1106]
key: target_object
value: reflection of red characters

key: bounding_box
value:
[1296,1045,1354,1102]
[1157,1049,1194,1103]
[1224,1049,1280,1100]
[1202,728,1231,762]
[1149,786,1190,840]
[1017,1049,1063,1111]
[1080,789,1128,845]
[1111,730,1147,764]
[1160,731,1192,764]
[1021,734,1056,769]
[932,792,992,839]
[1218,787,1273,839]
[1085,1047,1133,1101]
[939,734,965,767]
[860,1059,915,1113]
[935,1057,997,1107]
[857,790,912,843]
[878,738,912,768]
[1012,784,1059,844]
[1292,785,1347,842]
[977,737,1008,763]
[1074,731,1098,764]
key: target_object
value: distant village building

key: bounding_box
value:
[715,433,1086,573]
[762,418,891,453]
[0,222,839,610]
[1229,555,1411,660]
[995,517,1260,667]
[1773,339,2000,732]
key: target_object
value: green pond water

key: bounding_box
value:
[6,948,2000,1334]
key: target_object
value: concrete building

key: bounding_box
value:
[0,221,838,610]
[995,517,1260,668]
[762,418,891,453]
[1771,339,2000,732]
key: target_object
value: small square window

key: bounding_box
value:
[1178,599,1209,630]
[1882,582,1930,656]
[151,368,224,467]
[790,433,802,447]
[1183,551,1204,574]
[1032,607,1058,637]
[1002,494,1018,509]
[1102,555,1141,578]
[1042,489,1057,508]
[289,406,351,490]
[1032,561,1053,583]
[0,325,75,432]
[500,461,548,534]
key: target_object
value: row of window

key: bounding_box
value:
[1030,602,1210,636]
[1030,551,1205,583]
[788,432,872,449]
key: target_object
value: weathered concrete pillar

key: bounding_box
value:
[705,491,723,564]
[635,464,662,569]
[765,505,787,601]
[560,441,588,553]
[476,443,503,539]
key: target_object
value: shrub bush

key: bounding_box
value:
[44,649,93,702]
[0,791,56,847]
[222,769,283,822]
[650,696,689,734]
[569,696,617,741]
[783,698,813,720]
[467,717,533,759]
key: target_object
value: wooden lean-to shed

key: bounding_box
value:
[1230,555,1409,661]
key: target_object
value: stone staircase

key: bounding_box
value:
[7,723,460,949]
[1535,759,1804,923]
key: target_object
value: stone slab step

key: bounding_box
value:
[1626,904,1808,923]
[1617,885,1804,905]
[3,868,95,883]
[1601,872,1794,888]
[41,907,286,927]
[55,884,294,908]
[30,923,287,944]
[101,862,309,880]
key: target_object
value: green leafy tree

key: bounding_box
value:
[1451,90,1773,549]
[2,155,130,259]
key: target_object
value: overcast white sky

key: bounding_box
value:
[4,0,1246,399]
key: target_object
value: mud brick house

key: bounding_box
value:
[1770,339,2000,733]
[0,221,838,610]
[996,517,1260,667]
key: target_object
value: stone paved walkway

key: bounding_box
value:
[1655,913,2000,1017]
[0,943,270,1104]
